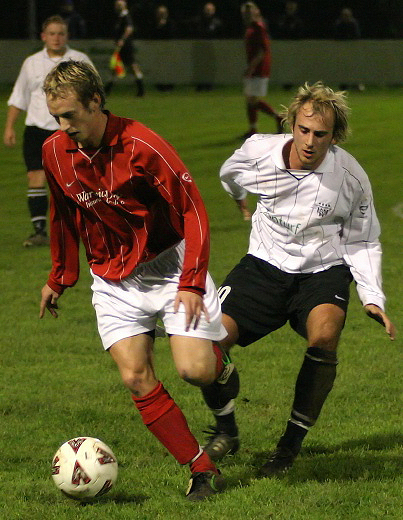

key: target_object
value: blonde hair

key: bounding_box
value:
[241,2,260,14]
[285,82,350,142]
[43,60,106,109]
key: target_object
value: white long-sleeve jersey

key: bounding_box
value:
[7,46,93,131]
[220,133,385,310]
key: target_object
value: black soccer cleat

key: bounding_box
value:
[23,232,49,247]
[259,446,297,477]
[203,426,239,461]
[186,470,226,501]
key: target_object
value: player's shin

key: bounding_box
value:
[200,344,240,459]
[279,346,338,455]
[132,381,216,472]
[202,343,239,423]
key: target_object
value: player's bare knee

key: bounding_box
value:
[120,370,150,393]
[309,334,339,351]
[177,364,215,387]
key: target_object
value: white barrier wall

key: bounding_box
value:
[1,39,403,86]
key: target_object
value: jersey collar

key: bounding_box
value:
[272,134,336,175]
[43,45,70,60]
[100,111,121,147]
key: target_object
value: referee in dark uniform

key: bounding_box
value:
[105,0,145,97]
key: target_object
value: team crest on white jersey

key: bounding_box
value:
[315,202,332,217]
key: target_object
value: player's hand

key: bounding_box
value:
[364,304,396,340]
[3,128,16,147]
[235,198,252,221]
[40,284,60,319]
[174,290,210,331]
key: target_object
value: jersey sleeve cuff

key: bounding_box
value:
[177,286,206,296]
[46,279,68,295]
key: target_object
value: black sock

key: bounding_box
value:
[214,411,238,438]
[277,421,307,455]
[104,80,114,95]
[136,78,144,97]
[293,347,338,422]
[27,189,48,234]
[278,347,338,455]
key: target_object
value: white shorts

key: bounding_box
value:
[243,77,269,97]
[91,241,227,349]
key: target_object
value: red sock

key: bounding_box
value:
[212,342,224,378]
[247,103,258,126]
[132,382,207,466]
[190,450,218,475]
[257,100,277,116]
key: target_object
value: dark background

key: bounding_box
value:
[2,0,403,39]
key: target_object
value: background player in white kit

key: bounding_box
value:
[201,82,396,475]
[3,15,93,247]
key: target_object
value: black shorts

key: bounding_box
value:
[218,254,353,346]
[23,126,54,171]
[119,41,137,68]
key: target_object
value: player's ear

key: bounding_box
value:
[89,93,101,111]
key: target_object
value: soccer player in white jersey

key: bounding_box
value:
[3,15,93,247]
[201,82,396,476]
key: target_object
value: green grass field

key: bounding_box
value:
[0,84,402,520]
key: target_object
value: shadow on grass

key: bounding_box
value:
[77,491,149,506]
[308,431,403,454]
[243,432,403,484]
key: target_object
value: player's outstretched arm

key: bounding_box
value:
[174,290,210,332]
[40,284,61,319]
[364,304,396,340]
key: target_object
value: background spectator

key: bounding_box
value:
[149,4,177,39]
[274,1,305,39]
[333,7,364,91]
[150,5,176,91]
[59,0,87,38]
[191,3,224,91]
[334,6,361,40]
[193,2,224,39]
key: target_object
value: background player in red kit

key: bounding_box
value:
[241,2,282,139]
[39,60,229,501]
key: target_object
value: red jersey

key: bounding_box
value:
[42,112,210,296]
[244,20,271,77]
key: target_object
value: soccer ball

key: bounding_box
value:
[51,437,118,500]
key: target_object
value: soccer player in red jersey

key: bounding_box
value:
[39,60,230,500]
[241,2,282,139]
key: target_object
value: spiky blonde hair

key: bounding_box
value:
[284,82,351,143]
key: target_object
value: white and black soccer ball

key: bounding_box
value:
[51,437,118,500]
